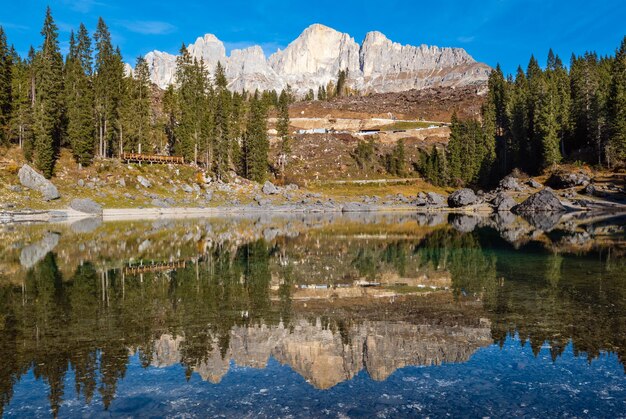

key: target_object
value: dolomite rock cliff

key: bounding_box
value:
[142,24,490,95]
[150,317,492,388]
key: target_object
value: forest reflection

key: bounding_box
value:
[0,214,624,416]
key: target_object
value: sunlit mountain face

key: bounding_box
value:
[0,212,625,417]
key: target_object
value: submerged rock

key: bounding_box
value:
[448,188,478,208]
[18,164,60,201]
[341,202,372,212]
[70,198,103,215]
[513,189,566,213]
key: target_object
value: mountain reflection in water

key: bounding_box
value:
[0,212,624,417]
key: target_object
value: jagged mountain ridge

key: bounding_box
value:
[143,24,491,95]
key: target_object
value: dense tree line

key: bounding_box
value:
[0,8,281,180]
[419,37,626,187]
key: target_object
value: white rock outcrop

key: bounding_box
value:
[141,23,491,95]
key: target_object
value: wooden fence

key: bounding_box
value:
[121,153,184,165]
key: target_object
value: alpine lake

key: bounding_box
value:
[0,210,624,417]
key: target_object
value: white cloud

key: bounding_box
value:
[0,22,30,31]
[116,20,177,35]
[61,0,106,13]
[457,36,476,43]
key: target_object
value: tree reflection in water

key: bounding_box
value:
[0,214,624,416]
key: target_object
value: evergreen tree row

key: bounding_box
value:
[419,36,626,187]
[0,7,285,181]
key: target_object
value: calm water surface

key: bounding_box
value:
[0,212,624,417]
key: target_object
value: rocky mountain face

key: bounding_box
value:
[143,24,491,95]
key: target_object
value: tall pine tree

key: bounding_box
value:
[242,91,268,182]
[94,18,123,158]
[33,7,64,178]
[608,36,626,165]
[276,89,290,174]
[65,24,95,167]
[0,27,12,144]
[213,61,231,178]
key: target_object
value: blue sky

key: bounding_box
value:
[0,0,624,75]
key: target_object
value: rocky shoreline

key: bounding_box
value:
[2,164,625,224]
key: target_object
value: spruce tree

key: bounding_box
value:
[213,61,231,178]
[525,55,543,173]
[508,67,528,168]
[65,25,95,167]
[608,36,626,164]
[33,7,64,178]
[553,54,571,157]
[22,47,37,161]
[336,68,348,97]
[9,50,33,151]
[485,65,508,176]
[230,91,245,174]
[119,56,151,154]
[535,68,561,167]
[276,89,291,173]
[446,112,463,184]
[0,27,12,144]
[94,18,123,158]
[174,46,212,165]
[242,91,268,182]
[162,84,179,155]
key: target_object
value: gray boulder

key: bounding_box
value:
[151,198,171,208]
[547,171,591,189]
[137,176,151,188]
[262,181,279,195]
[18,164,60,201]
[513,189,566,213]
[527,178,542,189]
[70,198,103,215]
[491,193,516,212]
[499,175,523,191]
[416,192,447,207]
[341,202,372,212]
[181,183,194,193]
[448,188,478,208]
[583,183,599,196]
[254,195,271,206]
